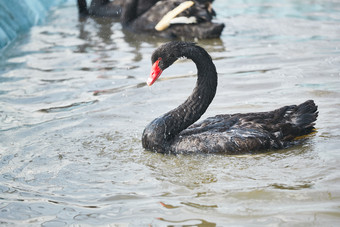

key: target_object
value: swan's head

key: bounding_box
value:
[147,41,191,86]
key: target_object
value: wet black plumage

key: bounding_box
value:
[121,0,224,39]
[142,42,318,154]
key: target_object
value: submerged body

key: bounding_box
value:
[142,42,318,154]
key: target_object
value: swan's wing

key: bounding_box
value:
[185,100,317,140]
[174,113,281,154]
[172,100,317,154]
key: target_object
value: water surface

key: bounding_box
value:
[1,0,340,226]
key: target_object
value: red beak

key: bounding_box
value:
[147,59,163,86]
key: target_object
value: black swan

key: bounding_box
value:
[121,0,225,39]
[142,42,318,154]
[77,0,161,18]
[77,0,124,17]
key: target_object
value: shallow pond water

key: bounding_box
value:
[1,0,340,226]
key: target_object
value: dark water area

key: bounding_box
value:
[1,0,340,226]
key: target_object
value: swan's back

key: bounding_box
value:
[170,100,318,154]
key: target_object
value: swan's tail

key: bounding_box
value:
[195,22,225,39]
[171,22,225,39]
[283,100,318,140]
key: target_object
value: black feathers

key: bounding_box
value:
[121,0,224,39]
[142,42,318,154]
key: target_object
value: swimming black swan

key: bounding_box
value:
[142,42,318,154]
[77,0,124,17]
[77,0,162,18]
[121,0,224,39]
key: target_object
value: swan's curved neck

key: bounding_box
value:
[172,45,217,133]
[121,0,138,26]
[77,0,89,15]
[143,44,217,152]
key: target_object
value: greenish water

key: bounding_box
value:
[1,0,340,226]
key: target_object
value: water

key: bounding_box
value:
[1,0,340,226]
[0,0,66,49]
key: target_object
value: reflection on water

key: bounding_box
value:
[1,0,340,226]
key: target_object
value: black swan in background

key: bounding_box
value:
[121,0,224,39]
[77,0,124,17]
[142,42,318,154]
[77,0,161,18]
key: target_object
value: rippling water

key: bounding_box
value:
[1,0,340,226]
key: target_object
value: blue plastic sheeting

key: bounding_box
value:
[0,0,66,49]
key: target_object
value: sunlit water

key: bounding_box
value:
[1,0,340,226]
